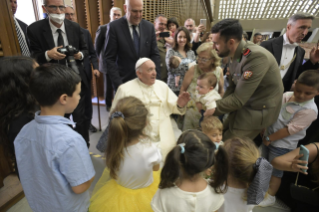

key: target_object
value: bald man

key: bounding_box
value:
[103,0,161,91]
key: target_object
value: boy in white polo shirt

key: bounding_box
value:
[260,70,319,207]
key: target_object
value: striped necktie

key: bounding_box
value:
[14,18,30,57]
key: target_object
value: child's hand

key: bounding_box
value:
[175,76,180,87]
[262,137,271,146]
[204,108,215,116]
[291,154,308,174]
[196,102,203,112]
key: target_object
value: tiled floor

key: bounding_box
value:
[6,105,290,212]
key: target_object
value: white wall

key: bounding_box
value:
[15,0,36,25]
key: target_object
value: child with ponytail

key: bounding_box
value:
[90,97,162,212]
[151,129,227,212]
[219,137,273,212]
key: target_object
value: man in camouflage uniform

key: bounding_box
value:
[210,19,284,141]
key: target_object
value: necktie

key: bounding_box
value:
[56,29,66,65]
[14,18,30,56]
[132,25,140,55]
[57,29,65,47]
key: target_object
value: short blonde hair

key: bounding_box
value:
[169,56,180,69]
[201,116,223,132]
[196,42,221,69]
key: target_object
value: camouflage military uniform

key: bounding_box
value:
[215,40,284,140]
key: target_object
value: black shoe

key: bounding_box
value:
[106,106,111,112]
[90,124,97,133]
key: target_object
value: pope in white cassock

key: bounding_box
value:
[111,58,191,158]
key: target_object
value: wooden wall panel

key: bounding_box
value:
[0,0,21,57]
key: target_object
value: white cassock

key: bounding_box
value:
[111,78,186,158]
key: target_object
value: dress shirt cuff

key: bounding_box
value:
[78,52,84,60]
[45,51,52,62]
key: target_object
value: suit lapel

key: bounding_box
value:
[122,16,138,58]
[42,19,55,49]
[292,46,303,78]
[138,21,144,57]
[65,20,74,46]
[272,36,283,65]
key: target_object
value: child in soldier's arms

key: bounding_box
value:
[195,73,222,125]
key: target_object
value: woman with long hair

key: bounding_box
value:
[166,27,196,96]
[0,56,38,177]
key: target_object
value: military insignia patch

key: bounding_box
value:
[243,71,253,79]
[243,48,251,57]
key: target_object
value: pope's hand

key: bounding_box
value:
[177,92,191,108]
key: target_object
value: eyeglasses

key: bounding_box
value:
[65,13,75,17]
[46,5,66,11]
[196,57,212,62]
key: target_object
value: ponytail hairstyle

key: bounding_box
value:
[159,129,228,193]
[223,137,260,198]
[106,96,148,179]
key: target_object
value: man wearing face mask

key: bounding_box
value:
[27,0,91,147]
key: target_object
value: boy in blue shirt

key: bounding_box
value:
[14,64,95,212]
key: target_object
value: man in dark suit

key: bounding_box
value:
[104,0,161,90]
[27,0,91,146]
[261,12,319,92]
[95,7,122,111]
[65,5,100,133]
[10,0,30,56]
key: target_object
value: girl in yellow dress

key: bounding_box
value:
[90,97,162,212]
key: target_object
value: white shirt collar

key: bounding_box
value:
[127,18,140,28]
[283,33,298,47]
[49,19,66,34]
[137,78,154,88]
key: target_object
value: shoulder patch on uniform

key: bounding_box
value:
[243,71,253,79]
[243,48,251,57]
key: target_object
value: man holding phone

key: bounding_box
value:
[184,18,205,44]
[154,14,172,82]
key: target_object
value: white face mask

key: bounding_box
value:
[48,13,65,25]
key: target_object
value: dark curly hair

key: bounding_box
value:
[0,56,37,160]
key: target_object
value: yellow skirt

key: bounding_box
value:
[89,171,160,212]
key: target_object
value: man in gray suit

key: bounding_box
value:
[103,0,161,91]
[95,7,122,111]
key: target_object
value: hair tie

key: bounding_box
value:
[179,143,186,154]
[247,157,273,205]
[110,111,125,121]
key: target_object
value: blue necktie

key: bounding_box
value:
[132,25,140,55]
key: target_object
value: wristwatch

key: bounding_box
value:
[264,136,271,143]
